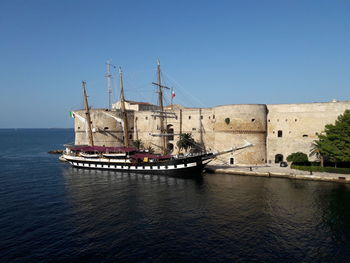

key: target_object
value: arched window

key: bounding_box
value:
[275,154,283,163]
[167,124,174,140]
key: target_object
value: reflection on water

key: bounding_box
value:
[61,168,350,262]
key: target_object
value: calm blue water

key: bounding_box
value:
[0,129,350,262]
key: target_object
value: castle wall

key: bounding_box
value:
[211,104,267,165]
[73,109,134,147]
[72,100,350,166]
[133,110,163,152]
[266,101,350,164]
[134,104,267,165]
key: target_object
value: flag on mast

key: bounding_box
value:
[171,90,175,99]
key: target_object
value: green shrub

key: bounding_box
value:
[287,152,308,163]
[291,165,350,174]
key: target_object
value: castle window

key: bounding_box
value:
[192,128,196,131]
[315,132,319,135]
[135,117,138,121]
[189,116,191,120]
[129,134,132,139]
[104,127,109,130]
[268,119,270,122]
[295,119,297,122]
[230,158,234,165]
[225,118,230,125]
[154,116,156,120]
[251,118,255,122]
[213,115,215,119]
[78,127,80,130]
[303,134,308,137]
[201,115,203,119]
[209,116,211,119]
[278,130,283,137]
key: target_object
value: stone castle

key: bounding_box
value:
[72,99,350,166]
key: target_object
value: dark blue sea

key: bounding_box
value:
[1,129,350,262]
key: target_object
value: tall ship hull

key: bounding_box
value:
[63,152,212,177]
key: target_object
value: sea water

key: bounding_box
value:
[0,129,349,262]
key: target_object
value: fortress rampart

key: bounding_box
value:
[73,100,350,166]
[73,109,135,147]
[266,101,350,164]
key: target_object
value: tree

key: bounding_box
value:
[146,146,155,154]
[309,141,325,167]
[313,110,350,166]
[177,133,196,152]
[286,152,308,163]
[132,139,143,150]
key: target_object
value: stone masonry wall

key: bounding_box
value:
[134,104,267,165]
[74,109,134,147]
[72,100,350,165]
[266,101,350,164]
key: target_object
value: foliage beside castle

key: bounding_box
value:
[72,99,350,166]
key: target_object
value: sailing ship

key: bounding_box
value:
[62,61,252,176]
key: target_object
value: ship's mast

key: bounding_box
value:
[105,60,113,110]
[153,60,168,155]
[158,60,166,155]
[119,67,129,147]
[151,60,172,155]
[82,81,94,146]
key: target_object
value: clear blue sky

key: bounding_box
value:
[0,0,349,128]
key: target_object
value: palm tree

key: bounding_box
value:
[309,141,324,167]
[132,139,143,150]
[146,146,155,154]
[176,133,196,153]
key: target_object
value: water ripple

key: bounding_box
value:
[1,130,350,262]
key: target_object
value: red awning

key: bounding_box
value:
[68,145,137,153]
[130,153,171,160]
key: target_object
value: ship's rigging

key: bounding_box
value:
[62,60,253,177]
